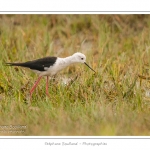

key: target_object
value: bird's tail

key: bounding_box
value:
[5,62,25,67]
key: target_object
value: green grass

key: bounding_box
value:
[1,15,150,135]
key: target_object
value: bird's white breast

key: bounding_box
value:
[37,58,69,76]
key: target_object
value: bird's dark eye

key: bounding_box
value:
[81,58,84,60]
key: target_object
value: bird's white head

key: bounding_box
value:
[72,52,86,63]
[70,52,96,73]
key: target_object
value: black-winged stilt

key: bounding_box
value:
[6,52,95,98]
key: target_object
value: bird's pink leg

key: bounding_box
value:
[30,76,42,98]
[46,76,50,97]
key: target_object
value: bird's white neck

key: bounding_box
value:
[56,55,77,69]
[57,56,77,71]
[63,55,76,64]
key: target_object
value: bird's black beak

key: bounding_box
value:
[84,62,96,73]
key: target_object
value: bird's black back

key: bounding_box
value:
[6,57,57,71]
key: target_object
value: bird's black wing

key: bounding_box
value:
[6,57,57,71]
